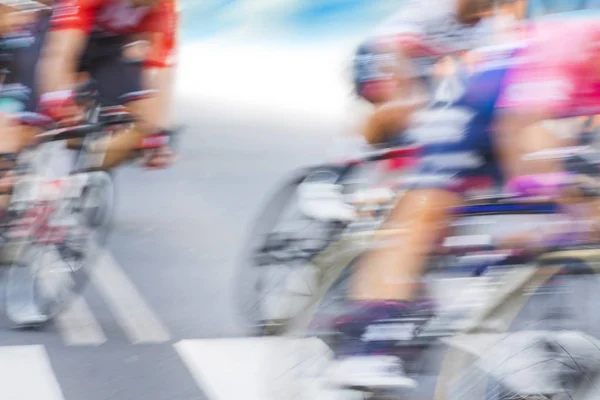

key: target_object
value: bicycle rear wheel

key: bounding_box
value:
[437,252,600,400]
[265,247,600,400]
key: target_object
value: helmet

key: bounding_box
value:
[352,40,398,103]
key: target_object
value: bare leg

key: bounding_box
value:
[352,188,462,301]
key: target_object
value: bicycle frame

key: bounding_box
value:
[308,144,597,275]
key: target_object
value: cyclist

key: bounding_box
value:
[354,0,501,146]
[13,0,178,170]
[305,0,503,222]
[0,3,45,203]
[327,5,600,391]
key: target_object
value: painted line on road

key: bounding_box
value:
[34,249,106,346]
[91,252,171,344]
[0,345,65,400]
[55,294,106,346]
[174,337,339,400]
[174,338,270,400]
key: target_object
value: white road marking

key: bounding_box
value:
[33,248,105,346]
[91,252,170,344]
[0,345,65,400]
[174,338,354,400]
[55,295,106,346]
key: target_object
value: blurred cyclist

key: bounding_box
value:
[327,1,600,391]
[0,3,45,204]
[0,0,177,327]
[20,0,179,170]
[305,0,503,222]
[355,0,502,146]
[328,1,497,388]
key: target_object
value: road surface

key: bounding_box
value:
[0,84,345,400]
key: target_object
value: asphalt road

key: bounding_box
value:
[0,97,341,400]
[0,91,596,400]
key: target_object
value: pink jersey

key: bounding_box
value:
[497,19,600,118]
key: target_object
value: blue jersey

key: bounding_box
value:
[407,43,524,192]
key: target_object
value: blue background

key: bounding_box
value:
[179,0,400,41]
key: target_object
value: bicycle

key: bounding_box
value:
[0,79,137,326]
[0,12,181,326]
[236,133,600,399]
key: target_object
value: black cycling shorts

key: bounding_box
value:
[8,11,145,113]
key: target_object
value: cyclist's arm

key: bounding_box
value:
[495,70,573,179]
[362,99,423,145]
[37,0,97,94]
[142,64,175,128]
[136,0,178,129]
[496,109,549,179]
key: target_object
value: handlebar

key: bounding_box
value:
[98,107,136,126]
[35,123,102,144]
[361,145,421,163]
[20,79,183,148]
[34,107,137,144]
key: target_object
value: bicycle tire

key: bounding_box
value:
[234,166,348,336]
[263,254,361,400]
[436,250,600,400]
[266,242,600,400]
[5,170,116,326]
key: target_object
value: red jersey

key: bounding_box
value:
[50,0,178,69]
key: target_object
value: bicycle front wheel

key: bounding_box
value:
[5,170,116,327]
[235,166,350,336]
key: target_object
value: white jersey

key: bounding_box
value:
[373,0,492,54]
[370,0,492,76]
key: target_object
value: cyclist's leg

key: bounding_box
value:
[327,64,507,390]
[352,59,465,299]
[351,60,507,298]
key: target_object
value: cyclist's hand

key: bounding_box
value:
[39,90,82,125]
[140,131,179,169]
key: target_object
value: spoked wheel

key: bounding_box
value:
[235,166,352,336]
[266,250,600,400]
[264,258,374,400]
[4,170,116,327]
[437,254,600,400]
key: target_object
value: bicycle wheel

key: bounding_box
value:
[263,256,377,400]
[437,252,600,400]
[235,166,350,336]
[5,170,116,327]
[265,243,600,400]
